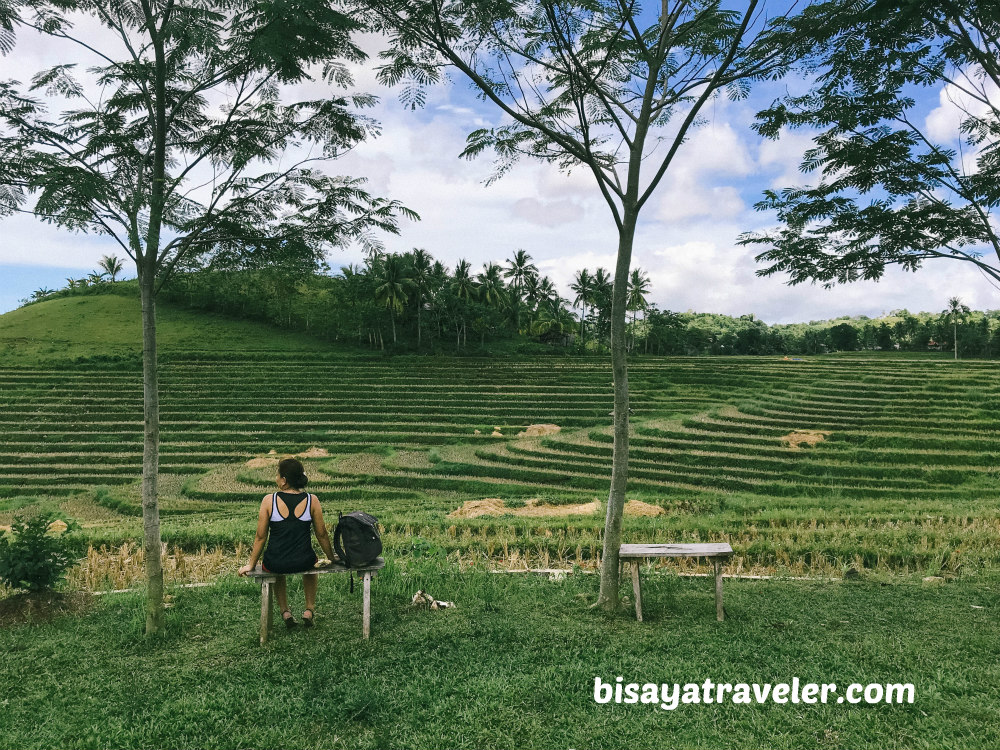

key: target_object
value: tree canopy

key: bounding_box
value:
[740,0,1000,288]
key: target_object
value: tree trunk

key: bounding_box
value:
[954,323,958,359]
[596,206,638,610]
[139,274,165,634]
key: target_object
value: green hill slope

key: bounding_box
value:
[0,293,337,361]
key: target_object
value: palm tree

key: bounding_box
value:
[374,254,413,345]
[522,273,542,311]
[537,275,557,306]
[591,268,614,346]
[98,254,125,283]
[503,249,537,294]
[943,296,971,360]
[503,250,537,332]
[477,263,507,345]
[451,259,477,349]
[570,268,594,343]
[627,268,651,352]
[30,287,55,301]
[532,295,575,343]
[452,259,476,301]
[409,248,433,348]
[477,262,506,308]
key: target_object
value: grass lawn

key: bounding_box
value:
[1,566,997,750]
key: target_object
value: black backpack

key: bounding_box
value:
[334,511,382,568]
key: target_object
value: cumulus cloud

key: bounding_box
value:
[757,127,819,189]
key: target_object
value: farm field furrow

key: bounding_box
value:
[2,354,998,575]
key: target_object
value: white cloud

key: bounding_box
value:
[509,197,585,227]
[757,127,817,188]
[925,74,1000,158]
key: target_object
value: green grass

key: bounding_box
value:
[1,569,997,749]
[0,293,338,361]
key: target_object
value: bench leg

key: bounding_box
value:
[630,561,643,622]
[362,571,371,639]
[260,579,273,645]
[714,560,724,621]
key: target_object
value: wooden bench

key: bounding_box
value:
[245,557,386,645]
[619,543,733,622]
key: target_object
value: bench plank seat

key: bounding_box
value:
[246,558,385,644]
[618,543,733,622]
[619,543,733,559]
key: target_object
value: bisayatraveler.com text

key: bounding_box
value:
[594,677,915,710]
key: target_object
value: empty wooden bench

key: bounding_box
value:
[245,557,386,644]
[619,543,733,622]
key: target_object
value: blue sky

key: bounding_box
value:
[1,13,998,321]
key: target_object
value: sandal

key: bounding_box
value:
[282,610,297,629]
[301,609,314,627]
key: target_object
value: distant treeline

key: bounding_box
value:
[27,249,1000,357]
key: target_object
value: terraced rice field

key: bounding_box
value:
[2,353,998,576]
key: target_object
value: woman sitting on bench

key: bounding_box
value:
[238,458,337,628]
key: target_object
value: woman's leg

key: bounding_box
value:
[274,575,290,614]
[303,573,317,615]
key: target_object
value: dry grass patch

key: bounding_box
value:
[244,445,330,468]
[516,424,561,438]
[66,542,247,592]
[448,497,663,519]
[781,430,832,450]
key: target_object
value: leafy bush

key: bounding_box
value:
[0,513,80,592]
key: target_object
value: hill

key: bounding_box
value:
[0,293,340,362]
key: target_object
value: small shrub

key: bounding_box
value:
[427,449,442,464]
[0,512,80,592]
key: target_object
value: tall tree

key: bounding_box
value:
[359,0,806,608]
[627,267,651,351]
[0,0,414,632]
[943,296,971,359]
[504,248,538,331]
[740,0,1000,288]
[375,253,414,343]
[590,267,614,347]
[451,258,477,349]
[476,262,506,308]
[409,247,433,348]
[570,268,594,344]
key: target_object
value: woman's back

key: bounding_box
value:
[262,491,317,573]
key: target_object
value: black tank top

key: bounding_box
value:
[262,492,318,574]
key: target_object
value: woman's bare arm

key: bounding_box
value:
[310,496,337,562]
[238,495,272,575]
